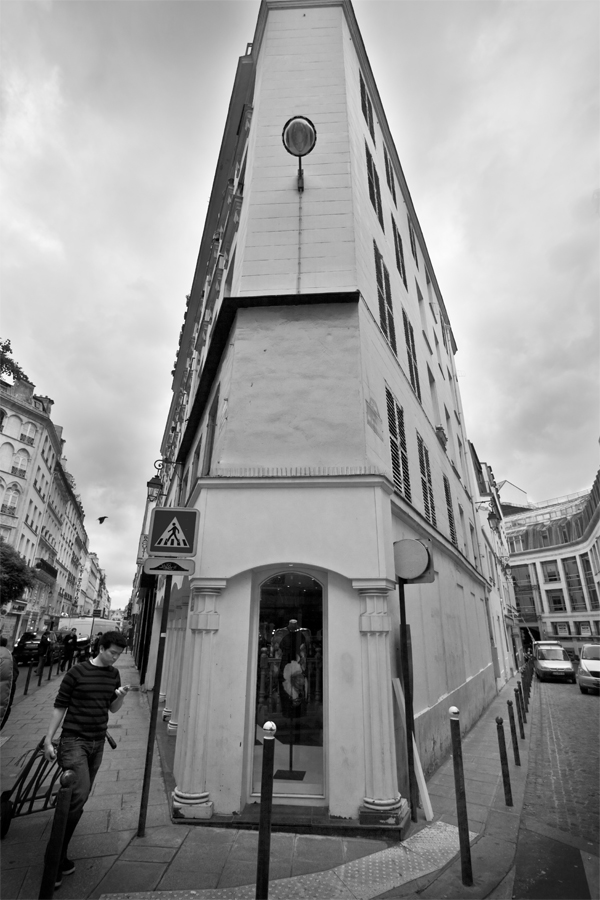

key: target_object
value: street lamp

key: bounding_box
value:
[282,116,317,192]
[146,475,163,503]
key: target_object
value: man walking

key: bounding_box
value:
[43,631,130,888]
[60,628,78,672]
[36,628,51,676]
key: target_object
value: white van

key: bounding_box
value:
[533,641,576,683]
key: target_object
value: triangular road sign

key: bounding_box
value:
[154,516,190,549]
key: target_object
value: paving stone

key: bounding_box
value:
[133,824,191,848]
[90,860,166,898]
[119,844,179,863]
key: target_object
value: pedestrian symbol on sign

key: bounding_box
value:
[154,517,190,549]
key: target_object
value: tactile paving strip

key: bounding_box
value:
[100,821,478,900]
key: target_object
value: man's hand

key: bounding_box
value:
[43,740,57,762]
[115,685,131,698]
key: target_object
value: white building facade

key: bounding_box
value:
[139,0,497,827]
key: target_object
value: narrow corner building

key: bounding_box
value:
[140,0,498,828]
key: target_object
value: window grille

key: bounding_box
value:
[374,243,397,354]
[366,146,384,230]
[391,217,407,288]
[443,475,457,546]
[360,72,375,143]
[383,146,397,206]
[417,433,436,526]
[402,309,421,400]
[385,388,411,502]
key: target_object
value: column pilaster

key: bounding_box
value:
[172,579,226,820]
[352,578,410,828]
[167,599,188,735]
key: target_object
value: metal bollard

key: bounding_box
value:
[38,768,76,900]
[256,721,277,900]
[495,717,513,807]
[514,688,525,739]
[507,701,520,766]
[449,707,473,887]
[517,682,527,720]
[24,661,35,696]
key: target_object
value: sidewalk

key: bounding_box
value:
[1,657,534,900]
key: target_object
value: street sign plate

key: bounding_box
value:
[143,557,195,575]
[148,508,199,557]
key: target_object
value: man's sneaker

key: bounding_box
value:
[54,874,63,888]
[61,858,76,876]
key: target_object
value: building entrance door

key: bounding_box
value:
[253,572,324,797]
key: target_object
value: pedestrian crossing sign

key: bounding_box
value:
[148,508,199,557]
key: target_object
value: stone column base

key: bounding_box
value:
[359,796,410,828]
[167,719,178,735]
[159,692,166,703]
[172,788,213,820]
[162,707,172,721]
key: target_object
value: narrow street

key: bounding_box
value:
[513,680,599,899]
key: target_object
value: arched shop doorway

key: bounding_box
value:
[253,572,324,798]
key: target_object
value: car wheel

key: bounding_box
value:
[580,686,588,694]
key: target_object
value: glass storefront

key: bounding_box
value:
[253,572,324,797]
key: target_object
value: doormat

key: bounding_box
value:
[274,769,305,780]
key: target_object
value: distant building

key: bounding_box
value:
[468,443,523,682]
[504,472,600,656]
[0,376,109,641]
[134,0,498,826]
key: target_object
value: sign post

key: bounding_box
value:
[393,538,434,822]
[138,508,199,837]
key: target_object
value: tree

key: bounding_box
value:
[0,539,36,604]
[0,340,29,383]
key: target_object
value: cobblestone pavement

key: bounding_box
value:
[522,680,599,845]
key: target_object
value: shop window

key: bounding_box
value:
[254,572,323,797]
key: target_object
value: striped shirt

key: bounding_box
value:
[54,660,121,740]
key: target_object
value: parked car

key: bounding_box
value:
[13,632,62,666]
[576,644,600,694]
[533,644,576,683]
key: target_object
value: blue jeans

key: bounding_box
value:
[57,736,105,859]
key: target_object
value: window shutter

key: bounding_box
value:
[386,388,411,502]
[384,266,397,355]
[403,310,421,401]
[417,434,436,526]
[443,475,457,546]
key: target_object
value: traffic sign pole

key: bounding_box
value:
[138,573,173,837]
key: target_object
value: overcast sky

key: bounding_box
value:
[2,0,598,610]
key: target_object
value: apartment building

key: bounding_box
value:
[504,471,600,657]
[0,376,109,639]
[136,0,495,826]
